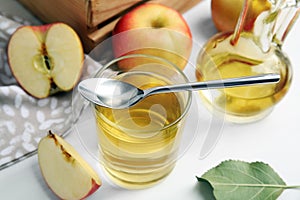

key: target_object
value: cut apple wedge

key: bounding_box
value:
[7,23,84,98]
[38,131,101,200]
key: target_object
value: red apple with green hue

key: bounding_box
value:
[112,3,192,71]
[211,0,271,32]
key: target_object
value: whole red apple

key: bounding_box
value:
[112,3,192,71]
[211,0,271,32]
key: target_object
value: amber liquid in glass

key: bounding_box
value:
[196,32,292,123]
[94,72,186,189]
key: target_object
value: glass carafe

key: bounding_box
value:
[196,0,300,123]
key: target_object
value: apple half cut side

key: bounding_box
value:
[7,23,84,98]
[38,131,101,200]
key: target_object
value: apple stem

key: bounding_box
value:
[230,0,249,46]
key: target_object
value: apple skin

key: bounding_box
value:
[211,0,271,32]
[7,23,84,98]
[112,3,192,71]
[38,131,101,200]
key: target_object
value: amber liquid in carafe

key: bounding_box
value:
[196,32,292,123]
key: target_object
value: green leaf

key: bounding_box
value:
[197,160,287,200]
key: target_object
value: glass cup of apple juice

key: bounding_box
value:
[92,54,191,189]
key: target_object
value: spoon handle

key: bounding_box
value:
[144,73,280,96]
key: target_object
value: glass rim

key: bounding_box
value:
[93,54,192,132]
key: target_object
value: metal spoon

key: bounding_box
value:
[78,73,280,109]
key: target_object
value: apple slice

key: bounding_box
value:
[7,23,84,98]
[38,131,101,199]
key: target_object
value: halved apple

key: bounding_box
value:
[38,131,101,199]
[7,23,84,98]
